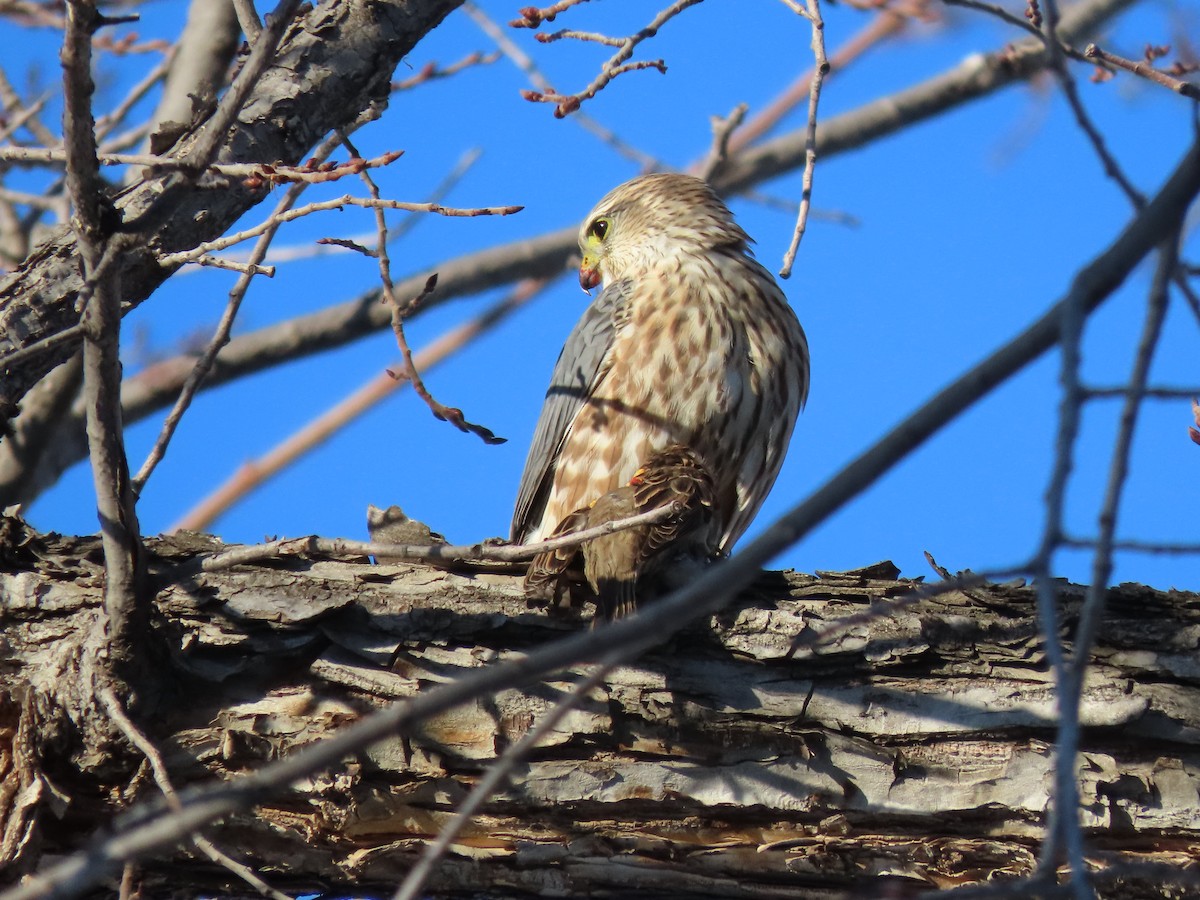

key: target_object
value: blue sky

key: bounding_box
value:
[7,0,1198,591]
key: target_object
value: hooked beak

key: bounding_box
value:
[579,252,601,293]
[579,265,601,292]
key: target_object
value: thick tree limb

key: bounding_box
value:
[0,525,1197,897]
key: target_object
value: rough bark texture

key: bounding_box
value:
[1,518,1198,897]
[0,0,463,426]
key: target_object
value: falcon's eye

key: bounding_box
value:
[587,217,610,241]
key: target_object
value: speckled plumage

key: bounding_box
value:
[512,173,809,555]
[525,444,718,620]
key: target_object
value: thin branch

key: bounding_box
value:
[391,663,614,900]
[0,146,407,182]
[1082,384,1200,398]
[698,103,749,182]
[384,275,505,445]
[518,0,705,118]
[209,147,484,267]
[776,0,814,22]
[94,43,177,143]
[1034,0,1145,212]
[779,0,828,279]
[1067,234,1175,684]
[333,125,506,448]
[158,193,522,268]
[99,688,294,900]
[391,50,501,92]
[0,324,86,375]
[723,1,918,158]
[1032,0,1146,883]
[509,1,597,29]
[62,0,143,656]
[1062,536,1200,555]
[180,255,274,277]
[192,502,679,573]
[943,0,1041,35]
[176,0,302,175]
[1084,42,1200,101]
[232,0,262,42]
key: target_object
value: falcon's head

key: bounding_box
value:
[577,173,752,292]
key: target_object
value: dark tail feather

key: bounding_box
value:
[593,576,637,623]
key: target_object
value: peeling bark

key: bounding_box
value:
[1,519,1198,897]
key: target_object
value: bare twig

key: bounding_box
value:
[331,126,507,448]
[99,688,293,900]
[777,0,814,21]
[0,324,86,375]
[1031,0,1148,886]
[1037,0,1144,210]
[0,65,59,148]
[0,145,407,182]
[158,193,522,268]
[180,255,274,277]
[391,50,501,91]
[779,0,828,279]
[510,0,596,29]
[698,103,749,182]
[1083,384,1200,397]
[383,275,504,445]
[233,0,263,41]
[191,502,678,572]
[216,147,483,266]
[723,1,919,158]
[1068,233,1175,682]
[518,0,704,118]
[175,0,302,175]
[1062,536,1200,555]
[943,0,1045,39]
[392,662,616,900]
[1084,42,1200,100]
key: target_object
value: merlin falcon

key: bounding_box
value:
[512,173,810,561]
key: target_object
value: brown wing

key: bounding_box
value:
[629,444,717,564]
[524,506,590,602]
